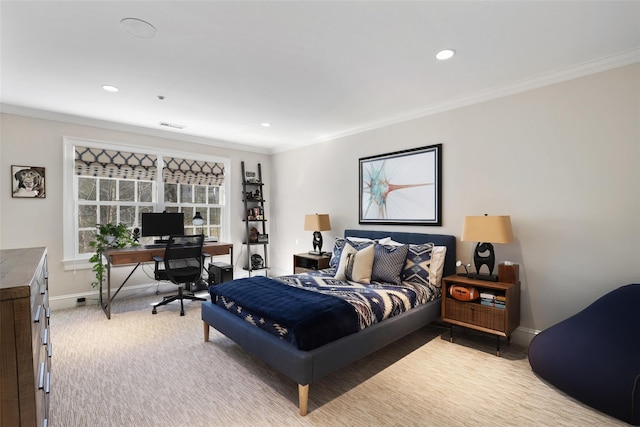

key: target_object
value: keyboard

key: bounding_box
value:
[144,244,166,249]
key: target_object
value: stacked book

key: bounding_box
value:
[480,291,506,309]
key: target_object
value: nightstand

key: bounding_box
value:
[441,263,520,356]
[293,253,331,274]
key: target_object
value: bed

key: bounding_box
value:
[202,229,456,415]
[528,284,640,425]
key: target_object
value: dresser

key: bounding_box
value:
[0,247,50,427]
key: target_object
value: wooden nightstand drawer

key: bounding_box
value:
[445,299,505,332]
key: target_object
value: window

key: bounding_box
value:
[63,138,230,266]
[164,183,223,239]
[77,177,156,254]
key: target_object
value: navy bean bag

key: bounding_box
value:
[528,284,640,425]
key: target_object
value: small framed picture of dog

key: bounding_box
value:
[11,165,46,198]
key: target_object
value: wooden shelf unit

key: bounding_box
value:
[241,161,268,275]
[441,263,520,356]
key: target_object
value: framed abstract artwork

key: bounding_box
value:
[359,144,442,225]
[11,165,46,198]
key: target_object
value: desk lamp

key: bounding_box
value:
[193,212,204,235]
[461,215,513,281]
[304,214,331,255]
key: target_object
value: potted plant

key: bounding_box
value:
[89,223,137,288]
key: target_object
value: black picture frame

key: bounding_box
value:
[359,144,442,225]
[11,165,46,198]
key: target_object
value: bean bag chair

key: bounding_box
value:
[528,284,640,425]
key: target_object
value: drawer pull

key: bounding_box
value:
[46,306,51,320]
[40,283,47,295]
[43,328,49,345]
[34,304,42,323]
[45,372,51,394]
[47,342,52,358]
[38,362,46,389]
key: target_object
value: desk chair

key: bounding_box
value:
[152,234,206,316]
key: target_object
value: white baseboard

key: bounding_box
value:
[511,326,540,348]
[49,281,185,311]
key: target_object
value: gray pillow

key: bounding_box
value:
[371,243,409,285]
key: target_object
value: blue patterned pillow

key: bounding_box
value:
[401,243,435,286]
[329,238,346,268]
[329,238,373,269]
[371,243,409,285]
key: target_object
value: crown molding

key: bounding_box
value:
[301,47,640,149]
[0,104,272,155]
[3,47,638,156]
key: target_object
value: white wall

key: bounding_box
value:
[269,63,640,341]
[0,115,270,307]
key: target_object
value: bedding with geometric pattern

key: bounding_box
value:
[211,268,440,351]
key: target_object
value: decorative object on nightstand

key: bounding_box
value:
[461,214,513,281]
[456,260,470,276]
[304,213,331,255]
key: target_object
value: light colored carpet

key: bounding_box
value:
[49,293,624,426]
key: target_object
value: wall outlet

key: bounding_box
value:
[76,297,86,307]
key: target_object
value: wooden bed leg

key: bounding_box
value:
[298,384,309,416]
[203,321,210,342]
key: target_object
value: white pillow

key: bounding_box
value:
[429,246,447,287]
[377,237,402,246]
[346,236,376,244]
[334,243,375,284]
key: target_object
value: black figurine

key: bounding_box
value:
[312,231,323,254]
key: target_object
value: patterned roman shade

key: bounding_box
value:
[75,147,157,180]
[162,157,225,186]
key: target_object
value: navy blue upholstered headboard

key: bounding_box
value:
[344,229,457,278]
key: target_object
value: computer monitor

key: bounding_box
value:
[141,212,185,243]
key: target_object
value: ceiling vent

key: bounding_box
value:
[159,122,186,130]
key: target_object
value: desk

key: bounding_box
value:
[101,242,233,319]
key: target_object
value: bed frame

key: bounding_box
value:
[202,229,456,415]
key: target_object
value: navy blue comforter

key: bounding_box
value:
[210,276,359,350]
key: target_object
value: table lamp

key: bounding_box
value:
[461,215,513,281]
[304,214,331,255]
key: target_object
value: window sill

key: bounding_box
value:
[62,258,92,271]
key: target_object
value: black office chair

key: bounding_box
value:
[152,234,206,316]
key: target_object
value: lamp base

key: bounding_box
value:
[308,250,322,256]
[467,273,499,282]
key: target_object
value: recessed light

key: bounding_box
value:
[435,49,456,61]
[261,123,272,128]
[120,18,157,39]
[102,85,119,92]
